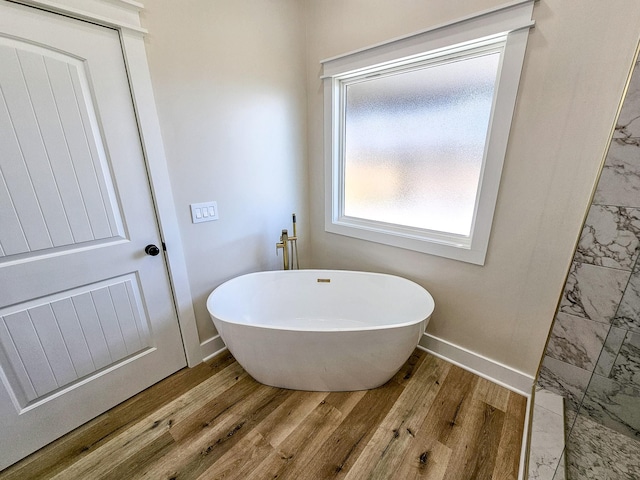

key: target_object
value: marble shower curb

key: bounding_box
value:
[528,387,566,480]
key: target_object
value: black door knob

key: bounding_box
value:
[145,244,160,256]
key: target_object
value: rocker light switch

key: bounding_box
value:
[191,201,218,223]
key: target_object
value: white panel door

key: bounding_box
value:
[0,1,187,469]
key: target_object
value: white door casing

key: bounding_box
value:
[0,1,191,468]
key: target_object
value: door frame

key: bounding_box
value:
[4,0,202,366]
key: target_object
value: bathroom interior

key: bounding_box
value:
[1,0,640,478]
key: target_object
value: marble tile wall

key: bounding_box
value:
[537,57,640,441]
[564,413,640,480]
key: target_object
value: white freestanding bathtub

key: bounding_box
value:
[206,270,435,391]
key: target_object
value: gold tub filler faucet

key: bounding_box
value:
[276,213,300,270]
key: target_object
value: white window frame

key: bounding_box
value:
[321,0,535,265]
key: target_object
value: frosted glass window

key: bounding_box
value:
[322,2,534,264]
[343,52,500,236]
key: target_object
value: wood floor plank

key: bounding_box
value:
[324,389,370,416]
[473,377,511,412]
[192,390,328,480]
[134,385,291,480]
[194,429,274,480]
[167,374,261,441]
[492,391,528,480]
[294,381,405,479]
[0,349,527,480]
[434,369,480,448]
[255,390,329,448]
[392,366,479,479]
[248,391,367,480]
[99,431,176,480]
[344,354,451,480]
[49,362,247,480]
[441,398,505,480]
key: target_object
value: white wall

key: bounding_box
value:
[304,0,640,375]
[141,0,308,341]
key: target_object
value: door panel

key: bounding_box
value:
[0,275,152,407]
[0,33,123,259]
[0,1,187,469]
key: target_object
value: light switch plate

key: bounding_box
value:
[190,201,218,223]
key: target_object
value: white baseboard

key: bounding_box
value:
[418,333,535,397]
[200,335,227,362]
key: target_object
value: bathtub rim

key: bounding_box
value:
[206,269,435,333]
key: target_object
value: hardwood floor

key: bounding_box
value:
[0,349,527,480]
